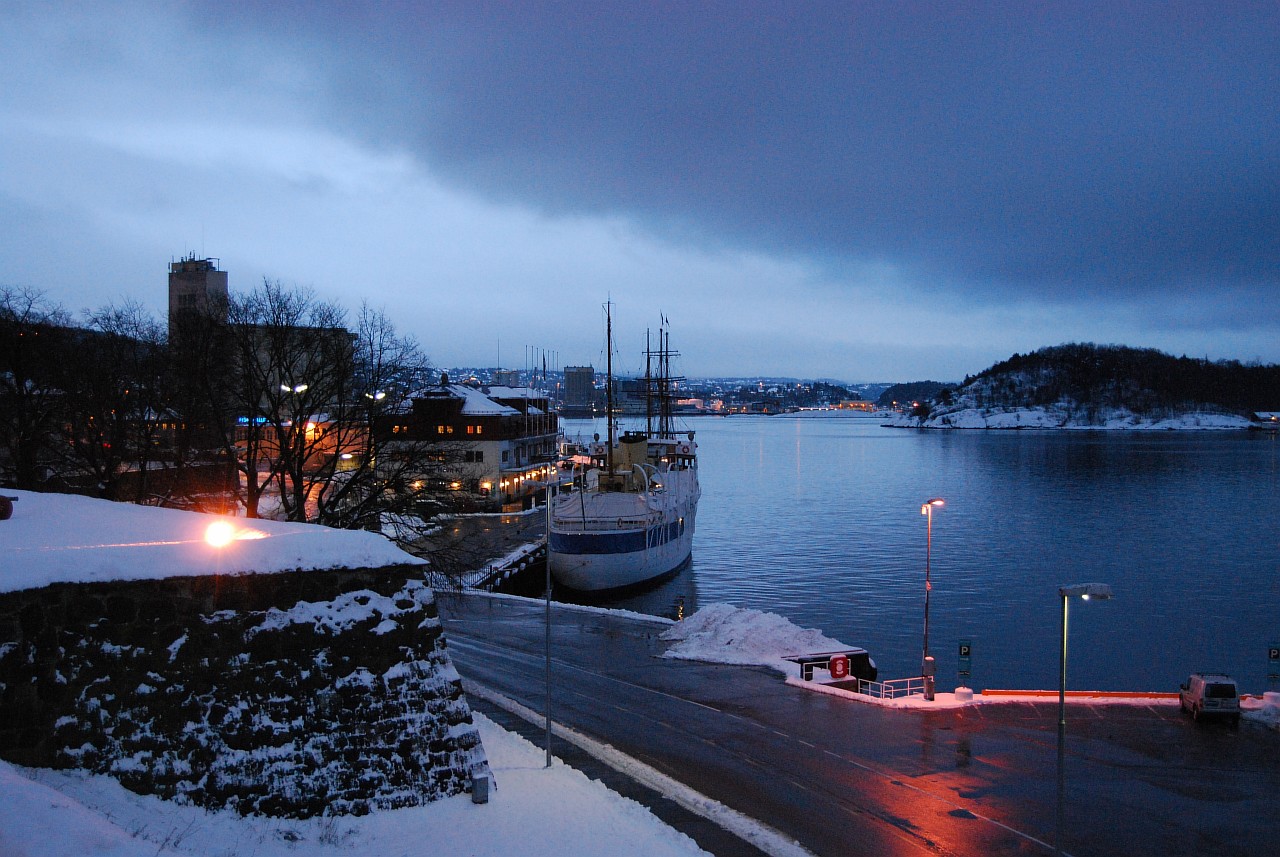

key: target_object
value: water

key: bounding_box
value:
[560,416,1280,693]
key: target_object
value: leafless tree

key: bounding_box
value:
[51,300,170,500]
[0,287,72,489]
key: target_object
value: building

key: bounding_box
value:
[168,255,228,334]
[492,369,521,387]
[562,365,596,417]
[380,379,563,510]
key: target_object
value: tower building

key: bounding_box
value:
[168,255,228,334]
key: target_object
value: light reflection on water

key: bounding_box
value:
[560,417,1280,692]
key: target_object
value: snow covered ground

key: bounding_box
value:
[0,712,709,857]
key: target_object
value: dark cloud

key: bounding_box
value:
[199,3,1280,313]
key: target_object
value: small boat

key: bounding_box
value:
[549,309,700,592]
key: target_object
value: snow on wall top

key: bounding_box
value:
[0,490,424,594]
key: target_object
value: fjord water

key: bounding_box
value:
[565,416,1279,693]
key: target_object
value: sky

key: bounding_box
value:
[2,2,1277,382]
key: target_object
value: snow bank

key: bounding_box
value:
[660,603,857,677]
[0,713,709,857]
[0,490,424,594]
[1242,692,1280,730]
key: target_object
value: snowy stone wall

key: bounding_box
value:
[0,567,489,818]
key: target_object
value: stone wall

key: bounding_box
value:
[0,566,489,818]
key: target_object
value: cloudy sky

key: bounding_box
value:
[2,2,1277,382]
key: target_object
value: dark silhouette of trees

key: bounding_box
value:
[0,287,72,489]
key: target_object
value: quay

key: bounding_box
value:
[439,591,1279,857]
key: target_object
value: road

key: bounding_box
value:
[438,592,1280,857]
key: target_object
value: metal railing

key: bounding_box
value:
[854,676,929,699]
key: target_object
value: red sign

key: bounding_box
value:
[829,655,849,679]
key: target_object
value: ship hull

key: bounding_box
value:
[549,504,696,592]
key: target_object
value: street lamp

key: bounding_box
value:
[921,498,944,700]
[1057,583,1113,728]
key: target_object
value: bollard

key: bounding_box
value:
[471,773,490,804]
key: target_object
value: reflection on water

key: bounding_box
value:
[561,416,1280,692]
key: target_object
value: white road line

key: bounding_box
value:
[465,678,817,857]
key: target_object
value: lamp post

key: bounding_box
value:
[921,498,944,700]
[1057,583,1113,728]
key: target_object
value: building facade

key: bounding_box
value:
[380,381,563,510]
[168,255,228,334]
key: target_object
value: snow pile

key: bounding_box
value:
[1242,692,1280,731]
[0,490,424,594]
[660,603,855,676]
[0,713,709,857]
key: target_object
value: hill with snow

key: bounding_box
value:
[894,343,1277,429]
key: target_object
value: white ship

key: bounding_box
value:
[549,312,700,592]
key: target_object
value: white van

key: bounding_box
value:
[1179,673,1241,724]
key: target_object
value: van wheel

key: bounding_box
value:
[1191,705,1200,722]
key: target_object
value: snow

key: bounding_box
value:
[1242,692,1280,730]
[660,603,864,677]
[0,712,710,857]
[450,384,521,416]
[0,489,424,594]
[886,405,1254,430]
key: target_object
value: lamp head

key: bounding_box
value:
[1058,583,1114,600]
[921,498,945,515]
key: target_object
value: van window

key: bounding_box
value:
[1206,683,1237,698]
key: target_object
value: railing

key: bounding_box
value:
[854,676,929,699]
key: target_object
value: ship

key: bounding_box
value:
[548,310,700,592]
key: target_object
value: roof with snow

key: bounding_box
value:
[0,490,424,594]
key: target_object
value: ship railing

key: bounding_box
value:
[549,515,654,530]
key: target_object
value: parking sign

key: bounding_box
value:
[958,639,972,678]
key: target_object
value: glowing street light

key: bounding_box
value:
[280,382,309,393]
[1058,583,1114,728]
[920,497,944,699]
[204,519,237,548]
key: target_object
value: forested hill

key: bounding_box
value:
[947,344,1280,416]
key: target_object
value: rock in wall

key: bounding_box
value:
[0,566,489,818]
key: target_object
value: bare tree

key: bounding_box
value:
[0,287,71,489]
[51,301,170,500]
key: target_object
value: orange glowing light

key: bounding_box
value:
[205,520,237,548]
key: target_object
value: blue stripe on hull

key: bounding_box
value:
[550,516,688,556]
[549,529,647,555]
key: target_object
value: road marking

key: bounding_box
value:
[465,678,817,857]
[448,628,1073,856]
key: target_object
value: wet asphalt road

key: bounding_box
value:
[438,592,1280,857]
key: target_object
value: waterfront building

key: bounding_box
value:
[380,378,563,511]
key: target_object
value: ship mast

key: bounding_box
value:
[605,301,615,477]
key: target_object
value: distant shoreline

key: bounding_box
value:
[881,406,1262,432]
